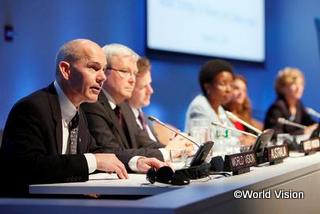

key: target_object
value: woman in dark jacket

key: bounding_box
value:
[264,67,317,135]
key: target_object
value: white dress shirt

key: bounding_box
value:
[54,81,97,173]
[130,107,157,142]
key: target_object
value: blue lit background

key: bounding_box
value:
[1,0,320,130]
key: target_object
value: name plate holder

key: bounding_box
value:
[224,151,257,175]
[263,144,289,165]
[300,138,320,155]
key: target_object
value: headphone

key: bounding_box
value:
[146,166,190,186]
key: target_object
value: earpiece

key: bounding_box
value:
[146,166,190,186]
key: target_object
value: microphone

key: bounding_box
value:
[225,111,262,135]
[306,107,320,119]
[211,121,258,138]
[148,116,200,147]
[277,117,307,129]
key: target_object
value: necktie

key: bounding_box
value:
[114,105,132,147]
[114,106,123,127]
[67,112,79,154]
[138,110,147,130]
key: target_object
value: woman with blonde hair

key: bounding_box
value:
[264,67,317,135]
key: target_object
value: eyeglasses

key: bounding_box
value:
[107,67,137,78]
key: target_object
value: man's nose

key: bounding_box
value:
[98,69,107,82]
[128,74,136,84]
[148,84,154,94]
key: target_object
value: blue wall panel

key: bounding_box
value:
[1,0,320,130]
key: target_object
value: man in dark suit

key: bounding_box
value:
[127,57,183,146]
[127,57,159,142]
[82,44,193,172]
[0,39,128,196]
[82,44,166,172]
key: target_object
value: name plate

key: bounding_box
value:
[224,151,257,175]
[301,138,320,155]
[264,144,288,165]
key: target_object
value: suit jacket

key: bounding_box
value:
[81,92,164,169]
[0,83,102,196]
[264,97,315,135]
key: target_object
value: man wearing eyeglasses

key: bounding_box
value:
[81,44,167,173]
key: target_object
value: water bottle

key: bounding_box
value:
[211,127,226,158]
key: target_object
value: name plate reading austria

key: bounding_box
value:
[301,138,320,154]
[224,151,257,175]
[264,144,288,164]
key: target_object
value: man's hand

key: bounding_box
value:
[304,124,318,136]
[95,153,128,179]
[136,157,167,173]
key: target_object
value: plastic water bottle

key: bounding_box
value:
[211,127,230,160]
[224,129,241,154]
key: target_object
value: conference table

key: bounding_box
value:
[1,152,320,214]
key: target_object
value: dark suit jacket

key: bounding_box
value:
[81,92,164,169]
[264,97,315,135]
[0,83,102,196]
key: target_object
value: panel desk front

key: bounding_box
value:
[1,152,320,214]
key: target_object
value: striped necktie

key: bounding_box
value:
[67,112,79,154]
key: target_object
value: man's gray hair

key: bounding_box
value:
[102,43,139,65]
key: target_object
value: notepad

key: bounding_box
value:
[89,173,119,180]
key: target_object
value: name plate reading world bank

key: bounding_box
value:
[300,138,320,155]
[224,151,257,175]
[264,144,289,165]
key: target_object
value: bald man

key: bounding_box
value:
[0,39,128,196]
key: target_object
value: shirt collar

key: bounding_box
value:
[102,88,117,110]
[130,107,140,118]
[54,80,77,123]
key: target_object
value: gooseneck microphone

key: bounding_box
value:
[277,117,307,129]
[225,111,262,135]
[306,107,320,119]
[211,121,258,138]
[148,116,200,147]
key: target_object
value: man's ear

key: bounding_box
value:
[59,61,71,80]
